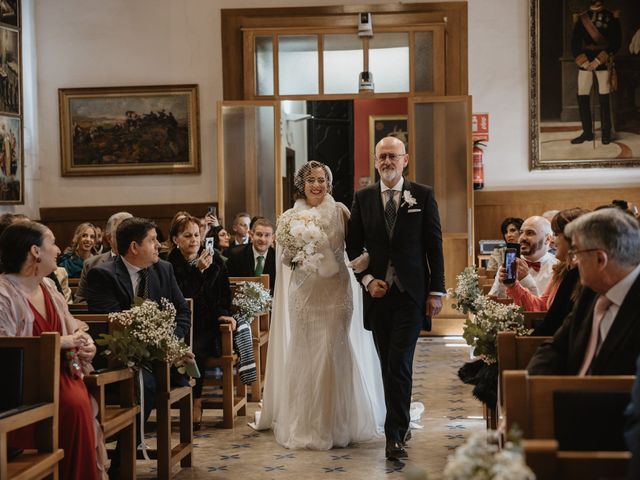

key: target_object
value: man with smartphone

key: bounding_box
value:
[490,215,557,298]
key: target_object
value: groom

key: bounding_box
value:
[347,136,445,460]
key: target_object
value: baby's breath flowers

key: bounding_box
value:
[232,281,272,324]
[96,298,190,371]
[448,267,483,315]
[443,430,534,480]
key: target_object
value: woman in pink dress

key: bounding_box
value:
[0,221,105,480]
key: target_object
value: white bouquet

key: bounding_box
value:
[96,298,191,371]
[276,207,338,276]
[443,430,534,480]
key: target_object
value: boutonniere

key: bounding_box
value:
[401,190,417,208]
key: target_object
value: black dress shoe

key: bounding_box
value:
[570,132,594,144]
[385,441,408,460]
[601,133,612,145]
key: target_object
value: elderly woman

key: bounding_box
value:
[166,215,235,429]
[0,221,104,479]
[57,222,96,278]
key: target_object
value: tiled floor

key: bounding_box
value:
[133,337,485,479]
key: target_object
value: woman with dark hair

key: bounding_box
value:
[0,221,104,479]
[486,217,524,270]
[501,208,589,313]
[254,160,384,449]
[57,221,96,278]
[207,225,231,261]
[166,215,234,429]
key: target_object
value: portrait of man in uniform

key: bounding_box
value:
[530,0,640,168]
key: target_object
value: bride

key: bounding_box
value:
[254,160,385,449]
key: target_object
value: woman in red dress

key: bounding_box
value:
[0,221,105,480]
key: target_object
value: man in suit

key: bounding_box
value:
[226,217,276,293]
[75,211,132,303]
[346,136,445,460]
[528,208,640,376]
[86,217,192,479]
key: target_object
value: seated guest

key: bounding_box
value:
[500,208,588,312]
[488,215,557,298]
[92,224,106,255]
[75,211,132,304]
[208,225,231,262]
[166,215,235,429]
[528,208,640,375]
[57,222,97,278]
[228,211,251,249]
[0,221,105,480]
[226,217,276,293]
[159,210,189,258]
[86,217,192,477]
[487,216,523,270]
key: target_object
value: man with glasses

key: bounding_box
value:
[528,208,640,376]
[347,136,445,461]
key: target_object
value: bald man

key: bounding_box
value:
[489,215,558,298]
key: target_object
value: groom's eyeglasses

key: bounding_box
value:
[376,153,406,161]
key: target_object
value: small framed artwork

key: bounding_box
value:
[368,115,408,180]
[0,115,22,203]
[0,26,20,115]
[59,84,200,176]
[0,0,19,28]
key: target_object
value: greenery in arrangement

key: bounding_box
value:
[96,298,191,372]
[443,430,534,480]
[449,267,531,364]
[232,281,272,324]
[449,266,483,315]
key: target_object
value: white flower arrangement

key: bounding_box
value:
[463,298,531,364]
[449,266,531,364]
[402,190,417,208]
[448,266,483,315]
[232,281,272,324]
[276,207,331,273]
[96,298,190,370]
[443,430,535,480]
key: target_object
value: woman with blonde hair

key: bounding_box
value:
[57,222,96,278]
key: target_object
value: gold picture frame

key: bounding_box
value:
[59,84,200,176]
[368,115,408,180]
[529,0,640,169]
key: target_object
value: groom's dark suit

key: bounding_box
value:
[347,178,445,445]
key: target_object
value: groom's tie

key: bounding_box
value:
[384,189,397,235]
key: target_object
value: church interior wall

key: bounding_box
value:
[2,0,638,219]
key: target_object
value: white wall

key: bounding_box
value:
[5,0,638,217]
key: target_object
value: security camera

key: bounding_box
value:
[358,12,373,37]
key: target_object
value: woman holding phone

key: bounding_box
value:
[166,214,234,429]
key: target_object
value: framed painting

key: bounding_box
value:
[368,115,408,180]
[0,115,22,203]
[0,0,18,28]
[59,84,200,176]
[0,26,19,115]
[530,0,640,169]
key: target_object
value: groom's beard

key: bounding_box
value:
[379,168,398,183]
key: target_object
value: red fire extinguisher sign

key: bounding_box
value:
[472,113,489,142]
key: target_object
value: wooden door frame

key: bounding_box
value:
[221,2,468,100]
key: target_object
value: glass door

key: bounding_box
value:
[409,96,473,319]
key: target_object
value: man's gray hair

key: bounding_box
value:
[565,207,640,266]
[105,211,133,235]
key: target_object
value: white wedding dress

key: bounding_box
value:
[253,194,385,449]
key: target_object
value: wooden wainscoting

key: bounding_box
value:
[474,187,640,256]
[40,202,216,251]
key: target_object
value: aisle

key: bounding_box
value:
[137,337,485,479]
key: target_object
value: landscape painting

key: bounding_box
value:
[59,85,200,176]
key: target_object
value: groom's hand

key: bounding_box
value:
[367,279,389,298]
[426,295,443,317]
